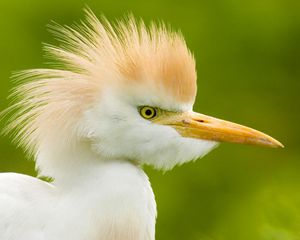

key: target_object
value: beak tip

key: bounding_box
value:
[269,139,284,148]
[277,142,285,148]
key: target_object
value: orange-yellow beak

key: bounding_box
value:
[154,111,283,148]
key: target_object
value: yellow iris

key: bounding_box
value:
[139,106,159,120]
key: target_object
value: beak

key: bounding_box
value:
[154,111,283,148]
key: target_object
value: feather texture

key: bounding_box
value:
[1,9,196,156]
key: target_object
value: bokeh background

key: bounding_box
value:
[0,0,299,239]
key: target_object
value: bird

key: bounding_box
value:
[0,9,283,240]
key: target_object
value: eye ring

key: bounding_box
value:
[139,106,158,120]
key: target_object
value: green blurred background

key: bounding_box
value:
[0,0,299,239]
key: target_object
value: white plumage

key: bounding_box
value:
[0,9,282,240]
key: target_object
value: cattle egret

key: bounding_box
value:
[0,10,283,240]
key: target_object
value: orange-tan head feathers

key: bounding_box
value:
[47,10,197,104]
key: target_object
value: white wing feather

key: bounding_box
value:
[0,173,55,240]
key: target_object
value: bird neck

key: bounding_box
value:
[35,141,139,186]
[36,142,157,239]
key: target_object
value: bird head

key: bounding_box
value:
[2,10,283,174]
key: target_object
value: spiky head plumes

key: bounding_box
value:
[1,10,217,178]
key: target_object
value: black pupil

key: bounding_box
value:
[145,109,153,116]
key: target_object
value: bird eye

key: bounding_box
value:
[139,106,158,120]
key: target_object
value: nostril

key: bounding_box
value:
[182,119,207,124]
[195,119,205,123]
